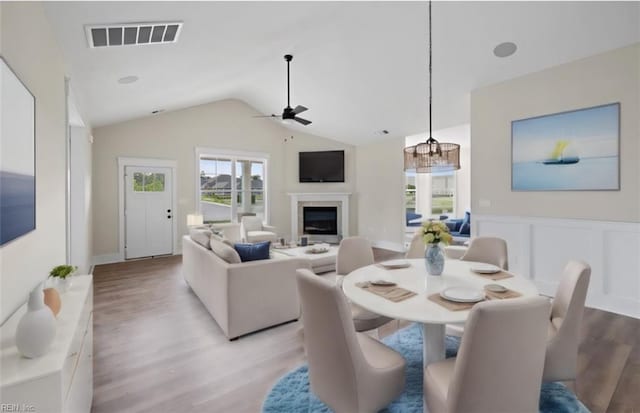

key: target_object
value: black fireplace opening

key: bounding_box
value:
[303,207,338,235]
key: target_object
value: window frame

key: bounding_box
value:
[195,147,270,224]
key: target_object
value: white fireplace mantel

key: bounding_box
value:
[288,193,351,241]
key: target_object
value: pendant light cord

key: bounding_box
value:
[428,0,432,141]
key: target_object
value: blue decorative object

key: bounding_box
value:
[234,241,271,262]
[262,324,590,413]
[424,244,444,276]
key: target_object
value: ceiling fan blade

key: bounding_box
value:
[252,114,280,118]
[292,105,308,115]
[294,117,312,126]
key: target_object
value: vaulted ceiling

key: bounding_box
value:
[44,1,639,145]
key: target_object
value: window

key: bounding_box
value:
[133,172,165,192]
[197,149,268,224]
[404,170,456,223]
[431,172,455,216]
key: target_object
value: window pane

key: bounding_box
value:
[142,173,165,192]
[200,158,233,223]
[431,173,455,216]
[405,172,416,215]
[133,172,144,191]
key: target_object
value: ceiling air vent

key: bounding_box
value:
[85,22,183,48]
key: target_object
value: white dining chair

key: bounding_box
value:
[296,269,406,413]
[336,237,393,333]
[543,260,591,382]
[405,231,425,259]
[424,296,551,413]
[460,237,509,270]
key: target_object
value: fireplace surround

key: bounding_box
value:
[288,193,351,243]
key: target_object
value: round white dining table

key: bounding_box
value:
[342,258,539,410]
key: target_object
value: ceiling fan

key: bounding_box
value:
[254,54,312,126]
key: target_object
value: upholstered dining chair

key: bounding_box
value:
[424,296,551,413]
[543,260,591,382]
[405,231,425,259]
[240,216,277,243]
[460,236,509,270]
[296,269,406,413]
[336,237,393,332]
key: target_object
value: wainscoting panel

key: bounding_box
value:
[473,215,640,319]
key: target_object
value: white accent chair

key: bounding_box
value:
[336,237,393,332]
[424,296,551,413]
[240,216,277,243]
[543,260,591,382]
[460,236,509,270]
[296,269,406,413]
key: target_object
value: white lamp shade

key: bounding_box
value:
[187,213,204,226]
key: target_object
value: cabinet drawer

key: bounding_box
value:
[64,317,93,413]
[62,288,93,397]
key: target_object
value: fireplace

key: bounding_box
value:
[303,207,338,236]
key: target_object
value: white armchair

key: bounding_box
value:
[241,216,278,243]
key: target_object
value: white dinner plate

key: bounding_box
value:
[379,259,411,269]
[470,263,502,274]
[440,287,485,303]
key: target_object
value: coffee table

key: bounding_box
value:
[272,245,338,274]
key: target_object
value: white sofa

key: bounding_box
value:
[182,235,310,340]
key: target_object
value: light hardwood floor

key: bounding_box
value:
[92,253,639,413]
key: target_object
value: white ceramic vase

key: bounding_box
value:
[56,277,72,293]
[15,283,56,358]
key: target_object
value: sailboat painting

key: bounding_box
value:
[512,103,620,191]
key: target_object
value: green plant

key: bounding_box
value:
[49,265,77,279]
[420,220,453,245]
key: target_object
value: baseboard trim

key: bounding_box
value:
[92,254,122,266]
[372,240,406,253]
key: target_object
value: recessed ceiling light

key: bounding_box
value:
[151,109,165,114]
[493,42,517,58]
[118,75,139,84]
[375,129,390,136]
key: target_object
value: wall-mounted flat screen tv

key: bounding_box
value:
[299,150,345,183]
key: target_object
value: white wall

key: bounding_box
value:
[470,44,640,317]
[355,136,406,251]
[91,99,355,261]
[0,3,68,324]
[471,44,639,222]
[70,126,92,274]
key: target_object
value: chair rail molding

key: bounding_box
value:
[288,193,351,242]
[472,214,640,318]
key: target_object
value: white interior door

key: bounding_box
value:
[125,166,173,259]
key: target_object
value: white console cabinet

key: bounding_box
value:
[1,275,93,413]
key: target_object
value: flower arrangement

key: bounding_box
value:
[421,220,453,245]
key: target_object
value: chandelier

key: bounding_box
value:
[404,0,460,173]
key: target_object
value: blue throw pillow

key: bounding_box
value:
[459,221,471,235]
[234,241,271,262]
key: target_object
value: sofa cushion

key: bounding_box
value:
[445,219,463,232]
[459,221,471,235]
[234,241,271,262]
[242,216,263,232]
[461,211,471,228]
[210,237,242,264]
[189,228,213,249]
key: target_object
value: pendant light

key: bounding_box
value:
[404,0,460,173]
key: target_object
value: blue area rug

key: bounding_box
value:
[263,323,590,413]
